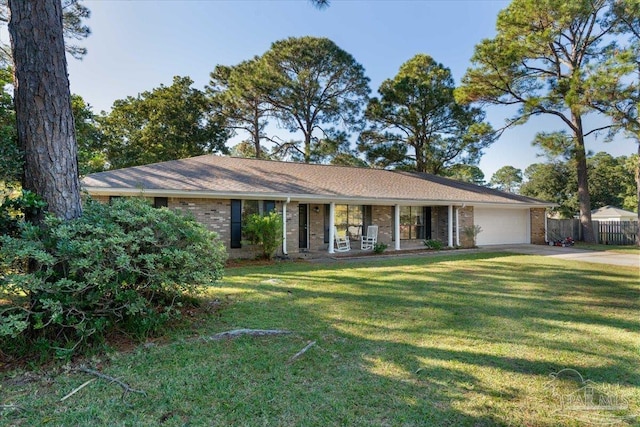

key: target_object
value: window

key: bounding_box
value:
[153,197,168,208]
[230,199,277,249]
[399,206,428,240]
[334,205,370,240]
[242,200,275,218]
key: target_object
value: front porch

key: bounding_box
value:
[287,202,475,257]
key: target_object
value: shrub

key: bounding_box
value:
[0,189,47,237]
[373,242,388,254]
[0,197,227,360]
[462,225,483,247]
[424,239,444,250]
[242,211,283,259]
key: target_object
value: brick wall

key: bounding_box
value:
[87,195,539,254]
[372,205,393,246]
[308,204,326,251]
[530,208,547,244]
[285,202,299,256]
[457,206,475,248]
[434,206,449,243]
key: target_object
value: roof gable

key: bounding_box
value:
[591,205,638,217]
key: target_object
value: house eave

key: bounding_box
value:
[83,187,555,209]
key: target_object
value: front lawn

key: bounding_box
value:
[574,242,640,254]
[2,252,639,426]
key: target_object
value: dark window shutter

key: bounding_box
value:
[231,199,242,248]
[391,206,395,241]
[323,204,330,243]
[364,205,372,227]
[423,207,432,240]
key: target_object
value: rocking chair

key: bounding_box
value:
[361,225,378,250]
[334,227,351,252]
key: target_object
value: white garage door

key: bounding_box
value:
[474,208,530,246]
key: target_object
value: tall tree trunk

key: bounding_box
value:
[636,141,639,247]
[8,0,82,220]
[252,109,261,159]
[415,141,425,173]
[572,112,594,243]
[304,125,312,163]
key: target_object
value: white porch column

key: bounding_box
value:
[448,205,454,247]
[282,198,289,255]
[328,202,335,254]
[455,207,460,247]
[544,210,548,243]
[394,204,401,250]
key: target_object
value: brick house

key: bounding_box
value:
[81,155,551,258]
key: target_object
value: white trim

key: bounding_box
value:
[544,210,548,243]
[394,204,401,251]
[448,205,454,247]
[282,198,289,255]
[84,187,554,209]
[328,202,335,254]
[455,207,460,247]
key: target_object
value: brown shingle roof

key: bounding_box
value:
[81,155,551,206]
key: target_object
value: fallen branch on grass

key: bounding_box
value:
[73,366,147,399]
[201,328,292,342]
[60,378,96,402]
[287,340,316,364]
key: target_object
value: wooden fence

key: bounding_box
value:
[547,218,638,245]
[596,221,638,245]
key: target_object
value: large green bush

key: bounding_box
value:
[0,197,226,359]
[0,189,47,237]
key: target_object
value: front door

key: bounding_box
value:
[299,204,308,249]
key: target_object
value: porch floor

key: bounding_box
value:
[295,241,434,261]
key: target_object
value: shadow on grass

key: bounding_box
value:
[2,252,638,426]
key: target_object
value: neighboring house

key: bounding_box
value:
[81,155,553,258]
[591,206,638,222]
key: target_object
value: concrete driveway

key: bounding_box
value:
[482,244,640,269]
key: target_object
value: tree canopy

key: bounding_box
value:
[260,36,370,163]
[72,94,106,175]
[100,76,229,169]
[0,67,19,186]
[446,164,486,186]
[360,54,495,174]
[520,152,637,217]
[520,162,576,218]
[1,0,91,63]
[585,0,639,242]
[490,166,523,193]
[208,58,271,159]
[456,0,625,242]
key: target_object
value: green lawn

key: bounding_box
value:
[574,242,640,254]
[2,252,639,426]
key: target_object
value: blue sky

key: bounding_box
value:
[65,0,637,180]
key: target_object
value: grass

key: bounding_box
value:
[2,252,639,426]
[574,242,640,254]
